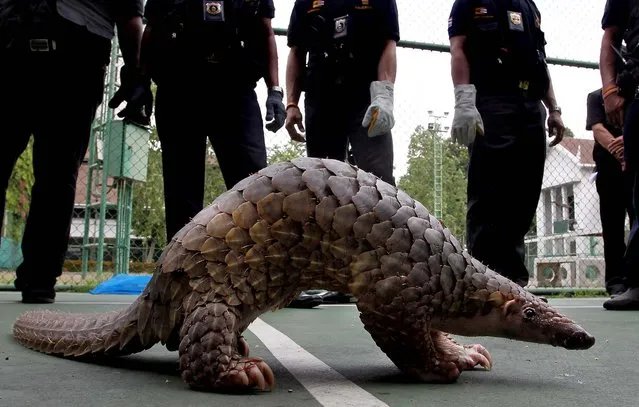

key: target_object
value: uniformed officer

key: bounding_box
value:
[598,0,639,310]
[586,88,635,299]
[447,0,565,287]
[141,0,286,242]
[284,0,399,186]
[0,0,147,303]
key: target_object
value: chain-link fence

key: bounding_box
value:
[0,1,618,293]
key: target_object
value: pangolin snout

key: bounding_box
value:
[560,330,596,350]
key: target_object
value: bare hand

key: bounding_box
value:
[608,136,625,162]
[285,106,306,143]
[547,111,565,147]
[604,93,625,129]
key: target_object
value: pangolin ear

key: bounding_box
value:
[487,291,505,307]
[503,297,524,316]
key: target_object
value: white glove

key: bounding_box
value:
[363,80,395,137]
[451,84,484,146]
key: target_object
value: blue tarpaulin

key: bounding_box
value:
[90,274,152,295]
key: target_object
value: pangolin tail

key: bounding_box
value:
[12,297,155,358]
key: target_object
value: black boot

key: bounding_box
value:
[603,287,639,310]
[21,288,56,304]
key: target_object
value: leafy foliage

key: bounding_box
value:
[267,139,307,164]
[3,138,35,241]
[397,125,470,243]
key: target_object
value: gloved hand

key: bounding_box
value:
[265,88,286,132]
[362,80,395,137]
[108,64,153,127]
[451,84,484,146]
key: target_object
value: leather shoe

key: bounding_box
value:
[286,291,323,309]
[603,287,639,310]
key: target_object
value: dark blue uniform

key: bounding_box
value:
[602,0,639,298]
[448,0,550,286]
[287,0,399,185]
[144,0,273,241]
[0,0,143,302]
[586,89,635,295]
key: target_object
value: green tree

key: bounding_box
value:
[267,139,307,164]
[563,127,575,138]
[397,125,469,242]
[3,138,35,241]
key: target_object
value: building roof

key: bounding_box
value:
[74,163,118,206]
[558,138,595,166]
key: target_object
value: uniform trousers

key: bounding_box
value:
[303,84,395,186]
[153,74,267,242]
[620,95,639,288]
[0,18,110,295]
[466,92,547,286]
[594,149,635,293]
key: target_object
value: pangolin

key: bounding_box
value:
[12,157,595,392]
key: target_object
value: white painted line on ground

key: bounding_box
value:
[248,317,389,407]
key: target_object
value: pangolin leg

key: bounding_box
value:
[178,302,274,392]
[359,310,490,383]
[428,330,493,380]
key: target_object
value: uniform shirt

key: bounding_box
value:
[287,0,399,89]
[586,89,623,170]
[56,0,143,40]
[145,0,274,27]
[448,0,546,92]
[143,0,275,84]
[602,0,639,53]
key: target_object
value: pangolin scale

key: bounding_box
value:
[13,157,595,392]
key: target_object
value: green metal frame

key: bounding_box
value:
[81,33,144,278]
[81,36,120,278]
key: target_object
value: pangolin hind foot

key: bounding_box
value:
[12,157,595,393]
[178,302,274,392]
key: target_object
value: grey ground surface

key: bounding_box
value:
[1,292,637,407]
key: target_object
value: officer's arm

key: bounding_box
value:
[541,68,559,111]
[378,40,397,82]
[286,46,306,106]
[600,26,622,88]
[261,17,280,89]
[115,5,144,69]
[450,36,470,85]
[137,25,153,79]
[592,123,617,148]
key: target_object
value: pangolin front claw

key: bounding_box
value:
[460,343,492,371]
[219,358,275,392]
[238,335,250,357]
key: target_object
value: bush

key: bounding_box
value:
[62,259,157,274]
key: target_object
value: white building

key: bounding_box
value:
[525,138,608,288]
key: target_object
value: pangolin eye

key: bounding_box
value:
[523,308,536,319]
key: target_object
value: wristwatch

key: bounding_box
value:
[549,106,562,115]
[271,86,284,96]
